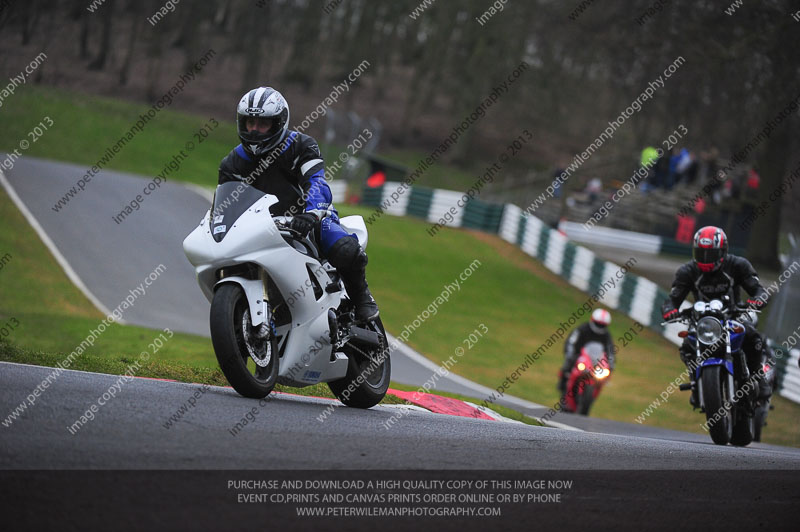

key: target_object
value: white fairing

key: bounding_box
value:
[183,192,361,387]
[340,215,368,250]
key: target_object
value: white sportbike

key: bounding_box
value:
[183,182,390,408]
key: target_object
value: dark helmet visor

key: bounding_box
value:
[694,247,723,264]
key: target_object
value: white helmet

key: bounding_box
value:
[237,87,290,156]
[589,308,611,333]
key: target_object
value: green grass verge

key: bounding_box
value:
[0,86,229,187]
[0,337,227,386]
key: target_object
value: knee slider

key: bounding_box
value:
[327,236,367,271]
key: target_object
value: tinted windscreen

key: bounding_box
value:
[210,182,266,242]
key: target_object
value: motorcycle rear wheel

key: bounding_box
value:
[328,318,391,409]
[731,411,754,447]
[701,366,733,445]
[210,283,278,399]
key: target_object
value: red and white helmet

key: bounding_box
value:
[693,226,728,272]
[590,308,611,333]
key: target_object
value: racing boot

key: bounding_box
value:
[759,345,777,400]
[679,346,700,407]
[689,380,699,408]
[756,374,771,400]
[342,272,380,323]
[557,370,567,394]
[747,345,772,402]
[328,237,379,323]
[754,361,773,401]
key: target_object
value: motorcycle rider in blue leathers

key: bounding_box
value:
[217,86,379,322]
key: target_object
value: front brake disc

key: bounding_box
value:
[242,309,271,367]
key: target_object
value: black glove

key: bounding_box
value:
[747,298,765,310]
[289,213,318,238]
[662,308,678,321]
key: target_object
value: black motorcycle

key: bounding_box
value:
[664,298,764,446]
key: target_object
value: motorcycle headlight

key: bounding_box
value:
[697,317,723,345]
[595,367,611,380]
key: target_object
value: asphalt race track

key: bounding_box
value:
[3,362,800,529]
[6,361,800,470]
[2,156,799,529]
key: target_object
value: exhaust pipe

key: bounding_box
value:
[348,325,381,347]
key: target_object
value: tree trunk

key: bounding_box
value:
[88,0,113,71]
[747,17,798,270]
[20,0,40,45]
[118,15,140,85]
[750,112,792,270]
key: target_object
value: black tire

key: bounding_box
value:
[210,283,278,399]
[701,366,733,445]
[577,383,595,416]
[753,403,768,442]
[328,318,391,408]
[731,411,754,447]
[563,379,584,414]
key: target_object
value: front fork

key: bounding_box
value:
[692,337,737,411]
[694,348,753,412]
[254,269,272,338]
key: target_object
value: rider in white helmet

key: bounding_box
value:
[218,87,379,322]
[558,308,615,394]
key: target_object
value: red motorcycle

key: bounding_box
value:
[562,341,612,415]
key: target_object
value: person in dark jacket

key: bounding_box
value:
[218,86,378,322]
[661,226,770,406]
[558,308,615,394]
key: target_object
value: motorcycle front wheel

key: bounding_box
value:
[701,366,733,445]
[577,383,595,415]
[210,283,278,399]
[328,317,391,408]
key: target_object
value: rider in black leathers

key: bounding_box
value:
[661,226,771,406]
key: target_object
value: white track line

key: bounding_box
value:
[184,183,214,203]
[0,166,121,322]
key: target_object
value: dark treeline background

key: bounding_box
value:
[0,0,797,266]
